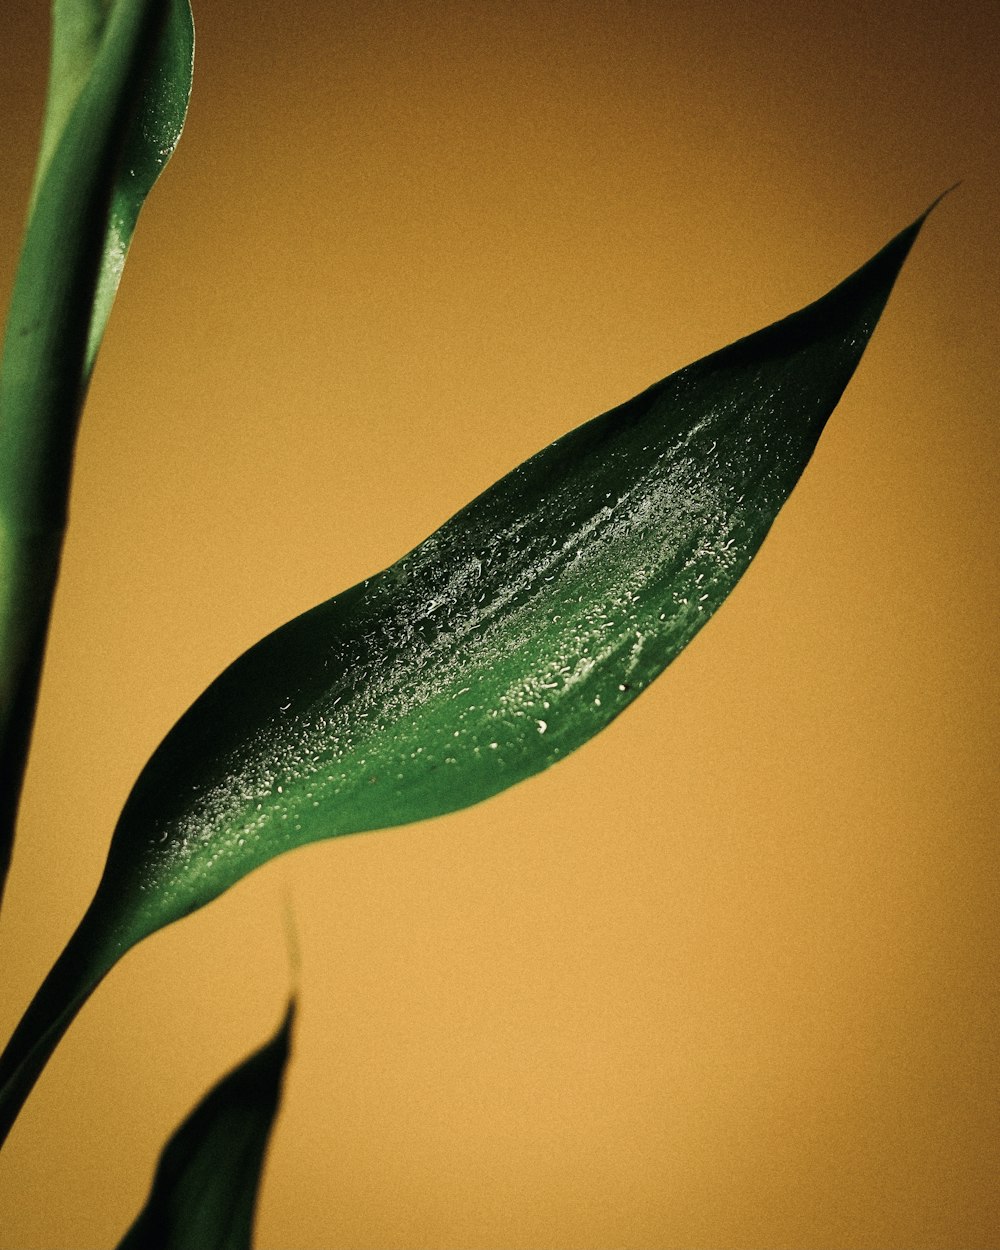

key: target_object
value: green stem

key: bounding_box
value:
[0,0,170,907]
[0,525,63,896]
[0,899,121,1149]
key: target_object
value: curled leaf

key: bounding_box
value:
[0,206,936,1145]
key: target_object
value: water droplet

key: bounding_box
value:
[536,719,548,734]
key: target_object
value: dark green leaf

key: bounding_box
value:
[117,1006,293,1250]
[0,206,937,1146]
[87,0,195,376]
[0,0,194,903]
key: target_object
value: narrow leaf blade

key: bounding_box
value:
[87,0,195,374]
[0,0,194,904]
[0,209,934,1145]
[117,1006,293,1250]
[107,211,929,943]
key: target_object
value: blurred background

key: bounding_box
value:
[0,1,997,1246]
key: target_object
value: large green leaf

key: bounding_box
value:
[0,207,936,1146]
[117,1006,292,1250]
[0,0,194,904]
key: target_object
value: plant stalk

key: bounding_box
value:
[0,900,120,1148]
[0,0,170,907]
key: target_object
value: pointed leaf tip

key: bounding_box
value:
[0,208,933,1144]
[102,210,928,942]
[117,1005,293,1250]
[926,182,961,216]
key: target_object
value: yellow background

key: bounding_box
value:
[1,2,998,1246]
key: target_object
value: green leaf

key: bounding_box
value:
[85,0,195,377]
[117,1006,293,1250]
[0,206,937,1146]
[0,0,194,903]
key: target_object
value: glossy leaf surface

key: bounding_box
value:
[117,1007,292,1250]
[106,211,930,943]
[0,0,194,903]
[0,209,933,1145]
[84,0,195,376]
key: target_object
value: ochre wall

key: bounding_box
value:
[1,3,997,1246]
